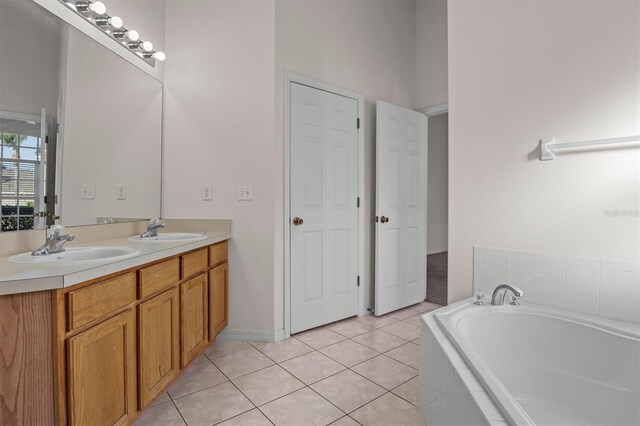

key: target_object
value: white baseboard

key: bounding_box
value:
[217,328,286,343]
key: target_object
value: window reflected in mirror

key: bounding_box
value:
[0,116,50,232]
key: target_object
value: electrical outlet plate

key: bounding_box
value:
[236,185,253,201]
[117,185,126,200]
[81,184,95,199]
[202,185,213,201]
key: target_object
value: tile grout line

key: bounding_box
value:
[211,406,276,426]
[346,390,393,417]
[169,361,275,402]
[380,343,421,370]
[205,356,263,426]
[170,344,263,425]
[350,352,419,376]
[305,384,349,418]
[388,375,420,407]
[211,346,320,421]
[328,414,364,426]
[169,398,189,426]
[343,356,418,396]
[279,354,348,386]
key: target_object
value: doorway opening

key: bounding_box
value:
[424,107,448,306]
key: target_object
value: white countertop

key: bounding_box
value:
[0,231,231,296]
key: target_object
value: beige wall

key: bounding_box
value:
[274,0,417,319]
[415,0,448,109]
[163,0,278,334]
[448,0,640,303]
[427,113,448,254]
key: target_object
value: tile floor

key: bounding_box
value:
[134,301,442,426]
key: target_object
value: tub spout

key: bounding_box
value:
[491,284,524,306]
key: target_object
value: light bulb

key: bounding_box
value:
[89,1,106,15]
[127,30,139,41]
[141,41,153,52]
[96,15,123,28]
[109,16,123,28]
[153,51,166,61]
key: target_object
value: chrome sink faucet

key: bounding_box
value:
[140,218,166,238]
[32,225,75,256]
[491,284,524,306]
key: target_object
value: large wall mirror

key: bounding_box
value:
[0,0,162,232]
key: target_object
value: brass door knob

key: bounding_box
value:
[292,217,304,226]
[380,216,389,223]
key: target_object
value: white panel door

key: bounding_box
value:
[290,83,359,334]
[375,101,427,316]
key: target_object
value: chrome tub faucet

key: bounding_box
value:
[491,284,524,306]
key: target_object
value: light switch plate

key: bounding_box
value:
[236,185,253,201]
[117,185,126,200]
[202,185,213,201]
[81,184,95,199]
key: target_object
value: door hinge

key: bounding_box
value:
[45,136,48,144]
[357,197,360,208]
[56,124,60,133]
[375,216,379,223]
[357,118,360,129]
[357,276,360,287]
[44,196,47,204]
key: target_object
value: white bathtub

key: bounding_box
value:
[422,300,640,426]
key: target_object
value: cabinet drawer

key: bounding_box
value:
[140,258,180,298]
[67,273,136,332]
[209,241,228,267]
[181,248,208,279]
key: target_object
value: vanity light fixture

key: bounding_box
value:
[60,0,165,67]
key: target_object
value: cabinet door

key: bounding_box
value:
[67,309,136,426]
[180,273,208,367]
[138,288,180,408]
[209,262,228,340]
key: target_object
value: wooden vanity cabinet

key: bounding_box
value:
[0,255,224,425]
[41,240,230,426]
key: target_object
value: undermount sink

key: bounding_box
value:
[127,232,207,243]
[8,246,141,264]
